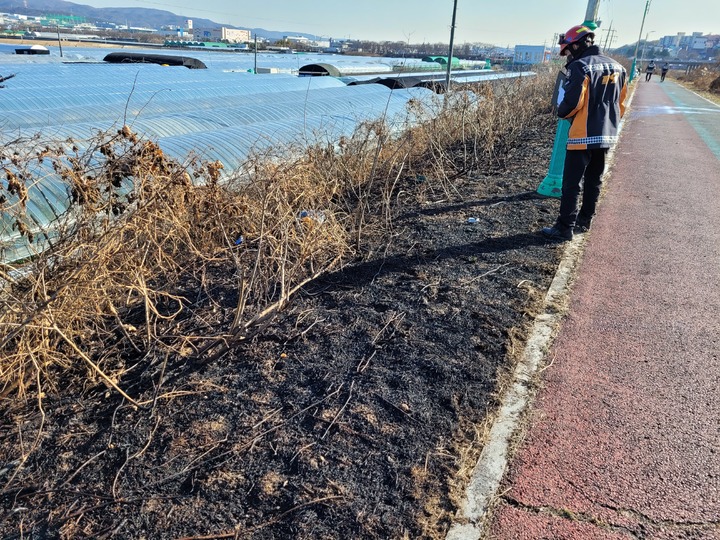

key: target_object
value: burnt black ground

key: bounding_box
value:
[0,119,564,539]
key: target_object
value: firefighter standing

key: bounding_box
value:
[541,24,628,241]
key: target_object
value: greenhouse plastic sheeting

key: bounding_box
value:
[343,70,537,86]
[8,83,425,137]
[0,46,445,74]
[0,66,347,114]
[1,61,435,263]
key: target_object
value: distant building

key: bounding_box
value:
[659,31,720,58]
[674,31,703,50]
[326,38,357,53]
[41,14,86,28]
[660,33,684,48]
[283,35,308,44]
[692,35,708,50]
[283,35,331,50]
[125,26,156,34]
[311,38,331,49]
[193,27,251,43]
[514,45,551,65]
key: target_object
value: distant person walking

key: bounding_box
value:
[645,60,656,82]
[541,24,628,241]
[661,62,670,82]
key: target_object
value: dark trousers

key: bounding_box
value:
[661,71,667,81]
[557,148,608,229]
[645,72,653,81]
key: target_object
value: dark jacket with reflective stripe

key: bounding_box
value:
[558,46,627,150]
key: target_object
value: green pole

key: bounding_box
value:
[537,120,570,197]
[537,18,598,198]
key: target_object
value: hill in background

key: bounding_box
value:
[0,0,317,40]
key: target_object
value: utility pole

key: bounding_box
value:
[56,24,63,58]
[583,0,602,30]
[602,22,614,52]
[444,0,458,93]
[602,28,610,52]
[640,31,655,65]
[631,0,652,80]
[610,29,618,50]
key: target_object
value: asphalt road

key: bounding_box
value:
[487,79,720,539]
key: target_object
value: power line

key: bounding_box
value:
[601,23,617,52]
[633,0,652,60]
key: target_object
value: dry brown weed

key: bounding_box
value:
[1,72,554,407]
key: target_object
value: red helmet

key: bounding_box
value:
[558,24,595,56]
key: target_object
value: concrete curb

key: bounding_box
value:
[446,78,641,540]
[446,239,581,540]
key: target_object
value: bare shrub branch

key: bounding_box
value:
[1,73,555,406]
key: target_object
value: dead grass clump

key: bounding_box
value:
[676,63,720,95]
[1,73,555,406]
[401,74,555,194]
[0,128,352,401]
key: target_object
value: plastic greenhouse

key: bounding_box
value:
[0,59,438,263]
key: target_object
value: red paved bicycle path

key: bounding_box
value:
[487,81,720,539]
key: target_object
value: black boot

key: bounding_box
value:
[574,218,592,233]
[541,225,573,241]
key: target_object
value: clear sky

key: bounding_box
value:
[76,0,719,48]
